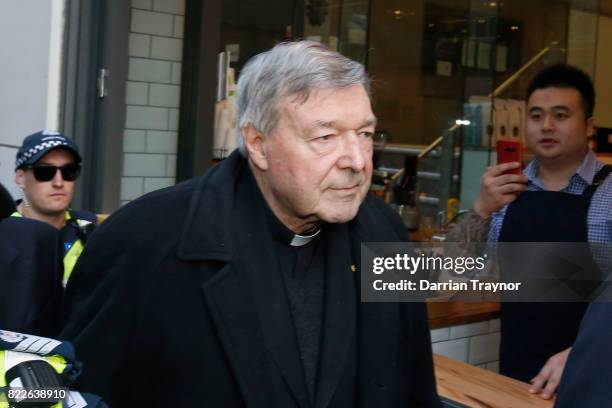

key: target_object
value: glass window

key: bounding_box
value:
[216,0,600,212]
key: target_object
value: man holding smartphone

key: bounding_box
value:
[470,64,612,399]
[12,130,97,286]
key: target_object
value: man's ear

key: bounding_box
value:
[243,125,269,171]
[586,116,595,139]
[15,169,26,189]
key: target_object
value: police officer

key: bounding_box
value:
[13,130,96,286]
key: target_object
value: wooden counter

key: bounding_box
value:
[435,354,554,407]
[427,301,500,329]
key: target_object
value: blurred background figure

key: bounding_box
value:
[0,182,15,220]
[0,215,62,336]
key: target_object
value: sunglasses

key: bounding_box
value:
[25,164,81,182]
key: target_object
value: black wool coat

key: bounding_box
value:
[555,303,612,408]
[0,216,63,337]
[60,151,441,408]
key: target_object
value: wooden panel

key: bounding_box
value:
[597,153,612,165]
[428,301,500,329]
[601,0,612,17]
[435,354,554,407]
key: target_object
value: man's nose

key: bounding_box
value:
[542,114,555,132]
[338,132,367,171]
[51,168,64,187]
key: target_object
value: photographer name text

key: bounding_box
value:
[372,279,522,292]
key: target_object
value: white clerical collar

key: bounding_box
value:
[290,228,322,247]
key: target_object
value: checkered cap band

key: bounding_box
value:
[15,140,71,168]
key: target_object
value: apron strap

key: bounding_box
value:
[583,164,612,199]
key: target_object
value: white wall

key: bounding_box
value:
[120,0,185,204]
[431,319,501,373]
[0,0,60,199]
[566,11,612,128]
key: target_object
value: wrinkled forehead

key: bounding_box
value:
[278,85,375,127]
[282,81,372,105]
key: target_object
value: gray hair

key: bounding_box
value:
[236,40,371,156]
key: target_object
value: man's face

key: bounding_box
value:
[526,87,593,163]
[15,149,77,215]
[251,84,375,230]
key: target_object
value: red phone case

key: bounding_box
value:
[497,139,523,175]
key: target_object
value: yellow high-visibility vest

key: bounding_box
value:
[0,350,67,408]
[10,211,91,286]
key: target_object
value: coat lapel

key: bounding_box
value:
[201,263,278,408]
[236,233,310,408]
[178,152,308,408]
[177,152,408,408]
[233,169,310,408]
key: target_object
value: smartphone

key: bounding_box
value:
[496,139,523,175]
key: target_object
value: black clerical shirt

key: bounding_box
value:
[262,192,325,405]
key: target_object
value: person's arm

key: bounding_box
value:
[445,211,492,243]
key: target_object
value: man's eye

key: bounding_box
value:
[555,113,568,120]
[530,114,541,121]
[360,131,374,138]
[316,135,333,141]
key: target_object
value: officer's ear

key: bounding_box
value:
[243,124,269,171]
[15,169,26,189]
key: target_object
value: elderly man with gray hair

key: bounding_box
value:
[61,41,441,408]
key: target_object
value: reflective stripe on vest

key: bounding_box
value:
[63,240,84,286]
[0,350,66,408]
[10,210,87,285]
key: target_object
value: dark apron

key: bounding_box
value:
[498,165,611,382]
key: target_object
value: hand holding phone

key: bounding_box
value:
[473,139,527,218]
